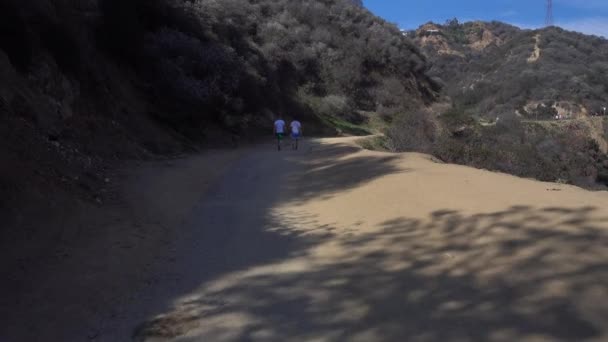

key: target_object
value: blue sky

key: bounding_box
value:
[363,0,608,37]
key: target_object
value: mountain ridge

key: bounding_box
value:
[411,20,608,120]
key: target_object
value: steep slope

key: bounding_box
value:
[97,0,438,135]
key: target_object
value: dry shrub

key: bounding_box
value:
[385,110,439,153]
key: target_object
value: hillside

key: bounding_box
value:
[413,20,608,120]
[383,20,608,189]
[0,0,437,225]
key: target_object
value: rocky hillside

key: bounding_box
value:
[413,20,608,120]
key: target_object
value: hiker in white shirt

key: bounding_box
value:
[290,119,302,150]
[274,118,286,151]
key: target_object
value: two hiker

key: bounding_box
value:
[274,117,302,151]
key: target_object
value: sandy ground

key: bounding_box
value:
[4,137,608,341]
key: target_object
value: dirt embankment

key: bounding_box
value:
[527,34,541,63]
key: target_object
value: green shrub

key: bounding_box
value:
[5,0,439,138]
[439,106,475,127]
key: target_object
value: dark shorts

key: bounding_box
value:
[291,132,301,139]
[276,133,284,140]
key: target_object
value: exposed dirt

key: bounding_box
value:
[3,137,608,341]
[523,100,589,119]
[468,25,503,51]
[527,34,541,63]
[416,24,465,57]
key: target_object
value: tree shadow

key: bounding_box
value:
[135,203,608,341]
[284,153,406,203]
[87,140,404,340]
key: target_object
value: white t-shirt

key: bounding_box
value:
[290,121,302,134]
[274,119,286,133]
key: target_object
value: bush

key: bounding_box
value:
[530,103,558,119]
[143,28,243,126]
[139,0,436,133]
[387,107,608,188]
[5,0,439,139]
[377,105,400,123]
[318,95,360,122]
[439,106,475,127]
[385,110,438,152]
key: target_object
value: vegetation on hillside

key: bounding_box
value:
[0,0,441,213]
[416,20,608,119]
[1,0,437,139]
[385,20,608,189]
[3,0,608,193]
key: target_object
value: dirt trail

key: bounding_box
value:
[5,137,608,341]
[527,34,541,63]
[134,137,608,342]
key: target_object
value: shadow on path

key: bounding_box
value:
[52,139,602,342]
[136,204,608,341]
[122,140,406,341]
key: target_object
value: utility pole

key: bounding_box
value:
[545,0,554,27]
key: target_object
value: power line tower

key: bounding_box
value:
[545,0,554,27]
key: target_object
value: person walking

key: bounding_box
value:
[274,117,286,151]
[290,119,302,150]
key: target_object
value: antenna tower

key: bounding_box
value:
[545,0,554,27]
